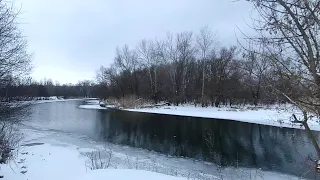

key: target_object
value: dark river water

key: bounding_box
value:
[19,100,320,179]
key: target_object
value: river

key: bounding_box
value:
[18,100,320,179]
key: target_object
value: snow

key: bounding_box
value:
[85,99,100,104]
[79,104,107,110]
[79,99,117,110]
[12,97,84,106]
[6,97,84,109]
[34,98,83,104]
[1,142,184,180]
[77,169,186,180]
[79,102,320,131]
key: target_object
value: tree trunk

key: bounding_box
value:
[293,114,320,159]
[302,121,320,159]
[154,68,157,94]
[148,68,153,95]
[201,59,205,105]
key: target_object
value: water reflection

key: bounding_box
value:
[100,109,319,178]
[19,101,320,179]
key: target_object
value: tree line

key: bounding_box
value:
[95,28,300,106]
[0,78,99,101]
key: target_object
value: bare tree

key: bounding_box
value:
[207,46,237,107]
[137,39,160,98]
[114,45,140,95]
[162,33,179,100]
[242,49,270,106]
[152,39,167,96]
[196,27,217,106]
[0,0,32,114]
[245,0,320,170]
[115,45,139,73]
[0,2,31,177]
[0,2,31,100]
[175,32,196,101]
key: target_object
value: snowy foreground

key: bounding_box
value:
[2,126,304,180]
[2,127,187,180]
[2,144,183,180]
[79,100,320,131]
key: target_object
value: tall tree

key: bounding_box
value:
[137,39,157,96]
[242,50,269,106]
[115,45,140,95]
[0,2,31,101]
[196,27,217,106]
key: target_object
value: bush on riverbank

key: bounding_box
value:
[0,102,24,164]
[0,122,22,163]
[105,96,151,109]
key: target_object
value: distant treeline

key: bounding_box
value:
[0,78,102,101]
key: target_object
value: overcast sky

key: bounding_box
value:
[15,0,253,84]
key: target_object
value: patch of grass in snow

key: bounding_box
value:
[105,96,152,109]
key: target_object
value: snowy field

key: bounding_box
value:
[79,101,320,131]
[1,126,304,180]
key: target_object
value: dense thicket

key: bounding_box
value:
[95,30,301,106]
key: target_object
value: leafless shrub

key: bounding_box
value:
[85,145,113,170]
[0,122,22,163]
[104,98,119,106]
[119,95,145,109]
[0,102,27,165]
[104,95,151,109]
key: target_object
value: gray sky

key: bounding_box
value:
[16,0,253,84]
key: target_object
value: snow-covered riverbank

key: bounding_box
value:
[2,126,304,180]
[79,101,320,131]
[78,99,116,110]
[125,105,320,131]
[2,140,184,180]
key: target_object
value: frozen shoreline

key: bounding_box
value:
[79,102,320,131]
[2,129,185,180]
